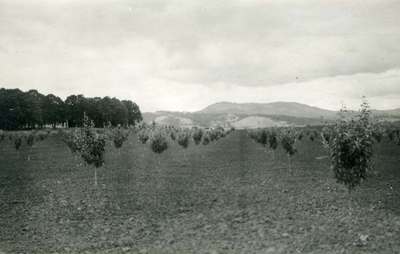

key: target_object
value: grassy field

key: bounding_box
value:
[0,130,399,253]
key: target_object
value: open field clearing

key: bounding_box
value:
[0,130,399,253]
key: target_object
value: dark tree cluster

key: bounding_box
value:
[0,88,142,130]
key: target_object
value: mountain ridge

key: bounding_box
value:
[143,101,400,129]
[199,101,338,119]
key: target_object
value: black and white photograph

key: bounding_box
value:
[0,0,400,253]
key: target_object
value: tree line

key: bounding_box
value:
[0,88,142,130]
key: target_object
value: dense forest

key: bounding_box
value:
[0,88,142,130]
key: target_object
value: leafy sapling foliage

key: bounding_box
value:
[26,133,35,147]
[297,131,303,141]
[64,114,106,187]
[26,132,35,161]
[112,127,129,149]
[14,135,22,150]
[387,129,395,142]
[177,130,190,160]
[268,129,279,159]
[324,101,374,191]
[138,129,150,144]
[62,129,80,154]
[310,130,319,142]
[389,129,400,145]
[192,128,204,145]
[177,131,190,149]
[259,130,268,147]
[371,125,384,143]
[150,132,168,154]
[170,130,176,141]
[208,129,219,142]
[249,129,268,147]
[202,132,210,145]
[280,129,298,170]
[321,127,333,145]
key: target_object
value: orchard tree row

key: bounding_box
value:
[0,88,142,130]
[136,123,234,154]
[248,101,400,191]
[55,116,234,186]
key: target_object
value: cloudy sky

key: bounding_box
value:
[1,0,400,112]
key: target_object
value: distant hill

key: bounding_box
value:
[200,102,338,119]
[143,102,400,129]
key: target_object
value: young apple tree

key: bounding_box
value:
[192,128,204,145]
[268,129,279,160]
[177,130,190,160]
[280,128,298,171]
[14,134,22,151]
[150,131,168,154]
[324,101,374,191]
[112,127,129,149]
[138,129,150,144]
[64,114,106,187]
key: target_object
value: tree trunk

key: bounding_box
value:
[27,146,32,161]
[94,167,98,187]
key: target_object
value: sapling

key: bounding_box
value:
[150,132,168,154]
[392,129,400,145]
[297,131,303,141]
[177,131,190,160]
[26,133,35,147]
[64,114,106,187]
[268,129,279,160]
[249,129,268,148]
[258,129,268,147]
[324,101,374,191]
[387,129,394,142]
[177,131,190,148]
[321,127,332,145]
[170,130,176,141]
[216,126,226,139]
[371,125,383,143]
[14,135,22,150]
[112,127,129,149]
[26,132,35,161]
[209,129,219,142]
[192,128,203,145]
[202,132,210,145]
[63,129,80,154]
[138,129,150,144]
[280,129,298,171]
[312,130,319,142]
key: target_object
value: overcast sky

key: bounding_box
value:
[1,0,400,112]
